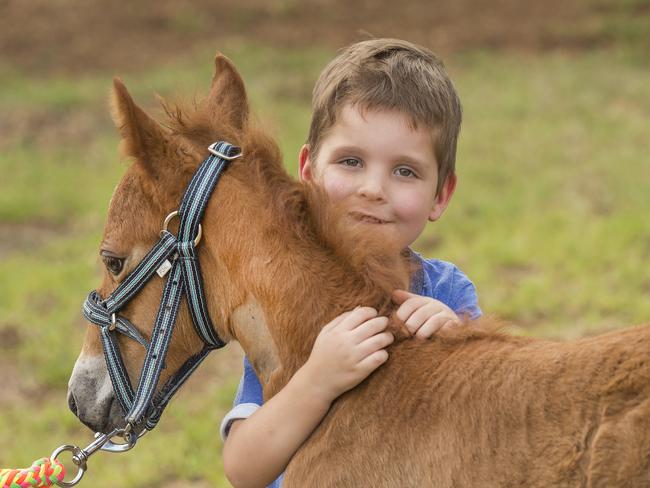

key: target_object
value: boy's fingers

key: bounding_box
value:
[358,332,395,357]
[357,331,394,359]
[357,348,389,374]
[395,296,427,323]
[352,316,389,343]
[414,313,447,339]
[375,331,395,350]
[404,304,438,333]
[392,289,416,305]
[440,318,461,332]
[321,310,353,332]
[339,307,378,331]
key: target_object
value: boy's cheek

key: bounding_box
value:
[392,189,432,217]
[320,174,355,202]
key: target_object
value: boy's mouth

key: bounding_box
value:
[349,211,391,225]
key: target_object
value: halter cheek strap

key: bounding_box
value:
[83,141,242,432]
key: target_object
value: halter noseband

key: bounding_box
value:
[83,141,241,434]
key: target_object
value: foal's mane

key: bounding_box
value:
[160,96,411,320]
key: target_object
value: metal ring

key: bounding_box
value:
[51,445,85,487]
[162,210,179,232]
[161,210,202,246]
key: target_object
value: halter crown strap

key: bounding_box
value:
[83,141,241,430]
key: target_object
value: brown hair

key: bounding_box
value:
[307,38,462,195]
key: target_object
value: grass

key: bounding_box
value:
[430,51,650,336]
[0,40,649,485]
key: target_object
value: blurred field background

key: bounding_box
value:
[1,0,649,486]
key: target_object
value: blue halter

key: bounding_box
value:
[83,141,241,433]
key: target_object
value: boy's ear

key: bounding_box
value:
[298,144,314,182]
[429,173,457,222]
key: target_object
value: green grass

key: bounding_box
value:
[0,140,122,223]
[1,41,649,485]
[427,51,650,336]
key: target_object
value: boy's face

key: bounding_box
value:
[299,104,456,250]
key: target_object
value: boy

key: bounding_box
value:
[221,38,481,488]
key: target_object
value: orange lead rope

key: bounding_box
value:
[1,428,144,488]
[1,458,65,488]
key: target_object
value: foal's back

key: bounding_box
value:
[285,322,650,487]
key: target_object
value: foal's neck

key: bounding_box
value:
[216,157,408,399]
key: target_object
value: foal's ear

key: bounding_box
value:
[111,78,178,177]
[206,54,249,130]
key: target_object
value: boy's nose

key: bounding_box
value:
[357,174,386,201]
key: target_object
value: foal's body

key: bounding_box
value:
[285,325,650,487]
[67,54,650,487]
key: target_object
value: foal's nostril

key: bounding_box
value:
[68,392,78,416]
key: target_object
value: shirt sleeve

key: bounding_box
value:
[417,256,482,320]
[448,271,482,320]
[220,356,264,439]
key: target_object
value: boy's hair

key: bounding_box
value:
[307,38,462,195]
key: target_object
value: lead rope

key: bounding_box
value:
[1,458,65,488]
[1,427,140,488]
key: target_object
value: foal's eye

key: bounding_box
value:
[101,254,125,275]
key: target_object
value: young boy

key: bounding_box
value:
[221,38,481,488]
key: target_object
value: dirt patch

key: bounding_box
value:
[0,324,23,348]
[0,345,44,409]
[1,0,642,76]
[0,106,110,149]
[160,481,214,488]
[0,221,69,259]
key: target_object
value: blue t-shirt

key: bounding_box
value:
[220,254,481,487]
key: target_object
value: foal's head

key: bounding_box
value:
[67,55,276,432]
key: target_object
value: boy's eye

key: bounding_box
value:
[395,167,416,178]
[340,158,361,167]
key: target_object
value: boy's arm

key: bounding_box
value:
[222,307,393,488]
[223,369,331,488]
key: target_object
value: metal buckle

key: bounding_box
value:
[208,143,242,160]
[109,313,117,331]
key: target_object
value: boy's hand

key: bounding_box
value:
[392,289,460,339]
[301,307,393,403]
